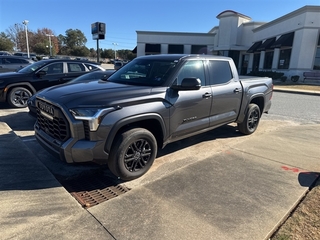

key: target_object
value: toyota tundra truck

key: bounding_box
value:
[34,54,273,180]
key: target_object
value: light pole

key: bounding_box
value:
[22,20,29,58]
[112,43,118,60]
[14,24,19,52]
[46,34,54,56]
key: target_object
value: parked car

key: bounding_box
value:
[34,54,273,180]
[0,59,104,108]
[14,52,38,61]
[0,51,12,56]
[27,69,116,116]
[0,56,34,73]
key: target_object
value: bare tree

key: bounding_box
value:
[6,23,24,52]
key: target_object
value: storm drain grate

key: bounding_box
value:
[60,174,130,208]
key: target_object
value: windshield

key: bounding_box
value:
[107,59,176,86]
[18,61,48,73]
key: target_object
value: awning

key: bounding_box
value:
[247,41,262,53]
[256,37,276,51]
[270,32,294,49]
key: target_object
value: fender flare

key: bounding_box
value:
[237,93,265,123]
[4,82,36,99]
[104,113,167,154]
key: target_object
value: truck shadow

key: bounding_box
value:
[0,111,35,131]
[158,124,242,157]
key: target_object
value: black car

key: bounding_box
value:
[27,69,116,117]
[0,59,104,108]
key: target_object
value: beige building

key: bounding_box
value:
[135,5,320,80]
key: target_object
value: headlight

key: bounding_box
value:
[69,107,116,131]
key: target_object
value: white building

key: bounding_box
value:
[135,5,320,80]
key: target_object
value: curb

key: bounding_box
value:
[273,87,320,96]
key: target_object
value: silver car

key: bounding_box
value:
[0,56,34,73]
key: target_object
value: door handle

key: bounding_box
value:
[234,88,242,93]
[203,92,212,98]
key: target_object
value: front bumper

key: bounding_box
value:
[35,123,109,164]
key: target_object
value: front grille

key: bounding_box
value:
[36,99,71,142]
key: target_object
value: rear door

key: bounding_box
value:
[207,60,242,126]
[65,62,89,81]
[33,62,66,91]
[167,60,212,140]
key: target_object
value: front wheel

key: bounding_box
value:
[7,87,32,108]
[238,103,261,135]
[108,128,157,181]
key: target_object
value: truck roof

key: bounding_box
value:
[136,54,232,61]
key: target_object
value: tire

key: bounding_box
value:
[108,128,157,181]
[238,103,261,135]
[7,87,32,108]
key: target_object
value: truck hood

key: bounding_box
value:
[37,80,162,109]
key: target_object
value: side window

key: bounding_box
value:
[176,60,205,85]
[208,60,233,85]
[42,63,64,74]
[68,63,85,72]
[21,59,30,64]
[84,63,99,71]
[6,58,20,64]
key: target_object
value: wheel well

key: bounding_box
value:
[6,84,35,98]
[250,96,264,114]
[116,119,164,149]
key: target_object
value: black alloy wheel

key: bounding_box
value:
[7,87,32,108]
[238,103,261,135]
[108,128,157,181]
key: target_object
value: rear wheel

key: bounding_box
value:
[238,103,261,135]
[108,128,157,181]
[7,87,32,108]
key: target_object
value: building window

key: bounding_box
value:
[168,44,184,54]
[264,51,274,69]
[191,45,207,54]
[252,53,260,71]
[278,49,291,69]
[314,35,320,70]
[314,47,320,70]
[145,44,161,55]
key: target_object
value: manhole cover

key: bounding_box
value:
[60,173,130,208]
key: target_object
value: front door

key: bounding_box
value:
[167,60,212,141]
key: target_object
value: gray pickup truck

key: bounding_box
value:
[34,54,273,180]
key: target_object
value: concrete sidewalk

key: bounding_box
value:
[0,122,114,240]
[1,120,319,239]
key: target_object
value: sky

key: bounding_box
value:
[0,0,319,51]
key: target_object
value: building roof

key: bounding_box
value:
[216,10,251,20]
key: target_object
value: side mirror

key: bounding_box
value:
[171,77,201,91]
[37,70,47,76]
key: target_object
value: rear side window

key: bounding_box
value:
[4,58,23,64]
[84,63,99,71]
[68,63,85,72]
[208,60,233,85]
